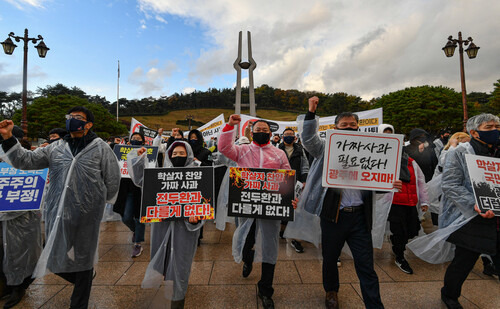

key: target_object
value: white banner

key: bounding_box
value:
[238,108,383,137]
[129,117,146,138]
[197,114,225,142]
[321,130,403,191]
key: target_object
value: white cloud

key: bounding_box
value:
[0,62,47,91]
[182,87,195,94]
[139,0,500,99]
[5,0,46,10]
[128,60,177,96]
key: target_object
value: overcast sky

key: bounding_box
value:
[1,0,499,102]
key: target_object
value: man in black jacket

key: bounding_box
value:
[278,128,309,252]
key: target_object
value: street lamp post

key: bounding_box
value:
[442,31,480,132]
[1,29,49,139]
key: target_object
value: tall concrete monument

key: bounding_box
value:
[234,31,257,116]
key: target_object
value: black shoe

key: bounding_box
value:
[441,289,463,309]
[258,292,275,309]
[290,240,304,253]
[242,262,253,278]
[171,299,185,309]
[3,287,25,309]
[395,257,413,274]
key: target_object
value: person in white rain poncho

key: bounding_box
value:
[127,140,203,309]
[0,127,42,309]
[0,106,120,309]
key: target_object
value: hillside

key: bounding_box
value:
[120,108,301,131]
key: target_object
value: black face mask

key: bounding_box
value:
[171,156,187,167]
[253,132,271,145]
[130,140,143,146]
[338,127,358,131]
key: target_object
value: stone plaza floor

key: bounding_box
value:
[3,218,499,308]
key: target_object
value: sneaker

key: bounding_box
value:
[290,240,304,253]
[258,292,275,309]
[337,258,341,267]
[132,244,143,258]
[395,257,413,274]
[242,262,253,278]
[483,261,497,277]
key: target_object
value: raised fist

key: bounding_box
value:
[228,114,241,126]
[308,96,319,113]
[137,147,147,156]
[0,120,14,139]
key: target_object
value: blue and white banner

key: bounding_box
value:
[0,162,48,212]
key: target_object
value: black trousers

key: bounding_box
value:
[321,210,384,309]
[56,269,94,309]
[443,233,500,300]
[388,204,420,259]
[242,220,276,297]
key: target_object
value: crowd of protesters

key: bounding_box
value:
[0,99,498,309]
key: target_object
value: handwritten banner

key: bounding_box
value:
[465,154,500,216]
[113,145,158,178]
[322,130,403,191]
[141,167,214,222]
[227,167,296,220]
[0,162,48,212]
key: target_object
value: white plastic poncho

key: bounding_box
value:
[128,141,204,301]
[407,142,477,263]
[218,125,291,264]
[214,153,237,231]
[2,137,120,276]
[0,212,42,285]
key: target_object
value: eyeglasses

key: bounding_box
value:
[65,114,86,121]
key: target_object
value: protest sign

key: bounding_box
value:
[465,154,500,216]
[141,167,214,222]
[130,117,145,137]
[139,126,158,146]
[322,130,403,191]
[0,162,48,212]
[238,108,383,138]
[113,145,158,178]
[227,167,296,220]
[197,114,225,142]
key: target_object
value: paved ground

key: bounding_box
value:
[3,218,499,308]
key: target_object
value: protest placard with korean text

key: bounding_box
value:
[465,154,500,216]
[113,145,158,178]
[0,162,48,212]
[322,130,403,191]
[139,127,158,146]
[141,167,214,222]
[227,167,296,220]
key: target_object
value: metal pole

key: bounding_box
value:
[457,32,468,132]
[21,29,28,139]
[117,60,120,122]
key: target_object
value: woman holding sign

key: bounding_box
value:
[127,140,203,309]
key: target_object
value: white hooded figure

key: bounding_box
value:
[127,140,203,308]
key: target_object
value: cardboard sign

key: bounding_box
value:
[141,167,214,222]
[227,167,296,220]
[139,126,158,146]
[322,130,403,191]
[113,145,158,178]
[465,154,500,216]
[0,162,48,212]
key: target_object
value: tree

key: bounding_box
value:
[12,94,127,139]
[36,83,88,99]
[488,79,500,115]
[374,85,477,135]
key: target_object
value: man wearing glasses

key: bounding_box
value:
[0,106,120,309]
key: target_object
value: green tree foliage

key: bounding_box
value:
[488,79,500,115]
[374,85,477,135]
[12,94,127,139]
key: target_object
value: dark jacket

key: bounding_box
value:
[321,188,375,230]
[188,129,212,166]
[113,178,142,218]
[278,142,309,182]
